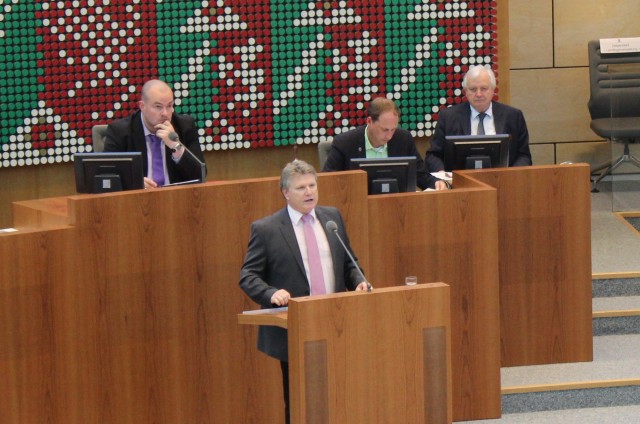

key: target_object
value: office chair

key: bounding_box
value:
[587,40,640,192]
[91,124,108,152]
[317,138,332,169]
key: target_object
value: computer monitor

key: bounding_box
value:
[443,134,510,171]
[349,156,417,195]
[74,152,144,193]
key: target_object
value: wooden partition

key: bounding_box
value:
[2,171,368,424]
[2,164,592,423]
[458,164,593,366]
[366,184,502,421]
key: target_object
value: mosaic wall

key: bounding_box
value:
[0,0,498,168]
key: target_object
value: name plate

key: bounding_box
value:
[600,37,640,54]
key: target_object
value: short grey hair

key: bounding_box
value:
[462,65,496,89]
[279,159,317,191]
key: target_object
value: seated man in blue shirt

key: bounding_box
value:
[426,65,532,172]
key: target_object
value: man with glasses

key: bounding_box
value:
[104,79,207,188]
[425,65,532,172]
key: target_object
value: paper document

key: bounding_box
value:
[431,171,452,182]
[242,307,288,315]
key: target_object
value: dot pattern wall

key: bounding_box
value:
[0,0,498,168]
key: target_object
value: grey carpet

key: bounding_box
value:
[456,405,640,423]
[593,278,640,297]
[591,191,640,274]
[626,216,640,232]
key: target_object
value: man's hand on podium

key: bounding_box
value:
[355,281,372,291]
[271,289,291,306]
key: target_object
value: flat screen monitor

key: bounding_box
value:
[443,134,510,171]
[349,156,417,195]
[74,152,144,193]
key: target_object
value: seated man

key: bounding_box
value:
[322,97,448,190]
[426,65,532,171]
[104,79,207,188]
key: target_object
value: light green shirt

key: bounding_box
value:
[364,125,388,158]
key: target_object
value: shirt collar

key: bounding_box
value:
[471,103,493,119]
[287,205,317,225]
[140,114,154,138]
[364,125,388,154]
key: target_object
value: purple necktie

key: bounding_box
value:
[301,214,326,295]
[149,134,165,186]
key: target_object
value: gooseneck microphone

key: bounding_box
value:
[325,220,372,292]
[168,131,207,182]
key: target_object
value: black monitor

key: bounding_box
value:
[443,134,510,171]
[74,152,144,193]
[349,156,417,195]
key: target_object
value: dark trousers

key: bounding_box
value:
[280,360,290,424]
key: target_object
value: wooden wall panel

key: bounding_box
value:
[366,188,501,422]
[467,164,593,366]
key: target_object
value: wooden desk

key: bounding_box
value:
[367,180,502,421]
[1,172,368,424]
[1,165,592,423]
[460,164,593,366]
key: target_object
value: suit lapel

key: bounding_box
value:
[491,102,505,134]
[131,111,151,174]
[355,126,367,159]
[277,209,307,278]
[460,104,472,135]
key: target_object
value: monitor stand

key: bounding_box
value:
[466,155,491,169]
[93,173,123,193]
[371,178,399,194]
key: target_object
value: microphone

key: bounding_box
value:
[168,131,207,182]
[325,220,372,292]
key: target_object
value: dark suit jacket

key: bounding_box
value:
[104,110,207,183]
[239,206,364,361]
[322,125,438,189]
[426,101,532,171]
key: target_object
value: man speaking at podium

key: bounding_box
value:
[239,159,369,424]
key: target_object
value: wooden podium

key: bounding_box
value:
[239,284,453,424]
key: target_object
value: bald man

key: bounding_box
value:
[104,79,207,188]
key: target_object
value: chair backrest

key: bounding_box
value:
[91,124,108,152]
[317,139,332,169]
[587,40,640,120]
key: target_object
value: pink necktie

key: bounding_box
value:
[301,214,326,295]
[149,134,165,186]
